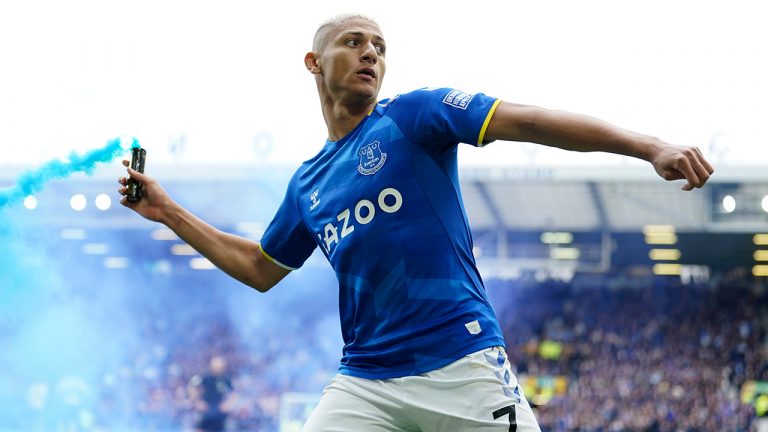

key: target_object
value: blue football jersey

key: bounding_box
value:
[260,87,505,379]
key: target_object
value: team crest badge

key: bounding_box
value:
[357,140,387,175]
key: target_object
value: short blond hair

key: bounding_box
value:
[312,14,380,52]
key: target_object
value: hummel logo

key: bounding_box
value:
[309,189,320,211]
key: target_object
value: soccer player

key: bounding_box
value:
[119,14,714,431]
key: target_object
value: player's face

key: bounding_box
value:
[320,19,386,102]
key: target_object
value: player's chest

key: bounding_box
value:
[297,132,414,254]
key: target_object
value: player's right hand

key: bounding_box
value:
[118,160,173,223]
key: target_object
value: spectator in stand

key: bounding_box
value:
[188,355,235,432]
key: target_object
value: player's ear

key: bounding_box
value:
[305,52,321,74]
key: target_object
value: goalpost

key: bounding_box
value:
[278,392,322,432]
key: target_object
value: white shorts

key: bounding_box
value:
[301,346,541,432]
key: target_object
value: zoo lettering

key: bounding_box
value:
[318,187,403,253]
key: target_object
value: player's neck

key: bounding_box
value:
[320,94,377,142]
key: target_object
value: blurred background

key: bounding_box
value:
[1,0,767,431]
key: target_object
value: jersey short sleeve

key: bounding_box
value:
[382,87,501,153]
[259,170,317,270]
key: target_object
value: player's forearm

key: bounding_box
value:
[487,104,666,162]
[519,108,665,162]
[160,201,265,290]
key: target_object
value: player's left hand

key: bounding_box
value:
[650,144,714,191]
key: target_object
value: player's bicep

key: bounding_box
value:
[251,245,291,292]
[483,102,545,143]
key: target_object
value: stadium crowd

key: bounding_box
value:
[497,270,766,431]
[16,269,766,431]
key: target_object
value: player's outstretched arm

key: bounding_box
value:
[118,162,289,292]
[484,102,715,191]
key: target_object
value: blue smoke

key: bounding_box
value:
[0,137,138,209]
[0,137,143,430]
[0,142,343,431]
[0,212,148,430]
